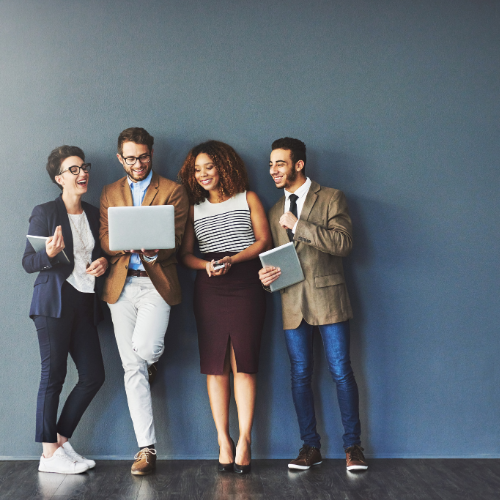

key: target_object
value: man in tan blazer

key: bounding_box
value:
[100,127,188,475]
[259,137,367,472]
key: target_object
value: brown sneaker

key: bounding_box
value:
[131,447,157,476]
[288,445,322,470]
[345,445,368,470]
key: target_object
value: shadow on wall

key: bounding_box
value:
[308,192,376,457]
[305,147,419,457]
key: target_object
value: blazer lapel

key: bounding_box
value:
[142,171,159,206]
[276,196,290,246]
[121,176,134,206]
[294,181,319,248]
[300,180,320,222]
[55,195,74,265]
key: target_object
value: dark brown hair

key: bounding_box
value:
[46,145,85,190]
[117,127,154,156]
[178,140,249,204]
[272,137,307,174]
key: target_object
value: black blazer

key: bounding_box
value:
[22,194,104,325]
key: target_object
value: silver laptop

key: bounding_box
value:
[108,206,175,251]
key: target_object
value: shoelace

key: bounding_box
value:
[347,445,365,462]
[298,446,316,460]
[134,448,157,464]
[54,451,77,464]
[65,448,88,461]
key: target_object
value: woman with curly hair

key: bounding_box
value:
[178,140,272,473]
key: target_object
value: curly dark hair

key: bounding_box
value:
[178,140,249,204]
[271,137,307,175]
[46,145,85,190]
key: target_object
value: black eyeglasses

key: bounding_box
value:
[59,163,91,175]
[121,154,151,166]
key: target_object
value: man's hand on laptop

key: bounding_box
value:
[124,249,159,263]
[141,249,159,257]
[125,249,159,257]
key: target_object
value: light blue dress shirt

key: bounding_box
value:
[127,169,153,271]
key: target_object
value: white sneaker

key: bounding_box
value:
[62,442,96,469]
[38,447,89,474]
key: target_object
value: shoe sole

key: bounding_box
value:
[347,465,368,470]
[288,461,322,470]
[234,465,251,474]
[131,469,155,476]
[38,467,88,474]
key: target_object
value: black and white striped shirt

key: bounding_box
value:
[194,191,255,253]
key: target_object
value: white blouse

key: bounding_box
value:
[66,212,95,293]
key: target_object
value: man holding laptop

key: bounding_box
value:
[99,127,188,475]
[258,138,368,472]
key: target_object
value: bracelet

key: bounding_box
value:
[261,283,271,293]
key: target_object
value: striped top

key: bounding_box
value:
[194,191,255,253]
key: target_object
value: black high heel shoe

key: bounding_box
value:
[234,442,251,474]
[218,438,236,472]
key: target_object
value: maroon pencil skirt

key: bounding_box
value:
[194,252,266,375]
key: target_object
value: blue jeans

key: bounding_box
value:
[284,319,361,450]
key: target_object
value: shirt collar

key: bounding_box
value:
[284,177,311,200]
[127,168,153,191]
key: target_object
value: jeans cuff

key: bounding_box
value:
[304,441,321,450]
[344,441,361,451]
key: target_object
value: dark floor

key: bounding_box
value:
[1,459,499,500]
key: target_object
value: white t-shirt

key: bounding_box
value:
[66,212,95,293]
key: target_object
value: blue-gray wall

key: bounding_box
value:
[1,0,499,459]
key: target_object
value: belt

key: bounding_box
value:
[127,269,149,277]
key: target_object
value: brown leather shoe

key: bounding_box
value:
[131,447,157,475]
[288,445,322,470]
[345,445,368,470]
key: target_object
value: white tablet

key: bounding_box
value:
[27,235,71,264]
[259,242,305,292]
[108,206,175,251]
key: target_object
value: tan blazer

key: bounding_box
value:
[99,171,189,305]
[268,180,353,330]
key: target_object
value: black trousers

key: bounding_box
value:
[34,282,105,443]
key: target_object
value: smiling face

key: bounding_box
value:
[194,153,220,192]
[55,156,89,195]
[117,141,153,182]
[269,148,305,192]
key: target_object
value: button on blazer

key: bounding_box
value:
[99,171,189,305]
[22,194,105,325]
[268,180,353,330]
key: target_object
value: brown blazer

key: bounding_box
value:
[268,180,353,330]
[99,171,189,305]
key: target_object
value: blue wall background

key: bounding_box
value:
[1,0,499,459]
